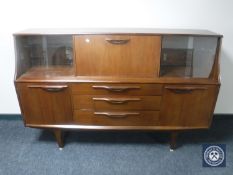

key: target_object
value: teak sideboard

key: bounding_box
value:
[14,28,222,150]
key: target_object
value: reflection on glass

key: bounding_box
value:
[160,36,218,78]
[15,35,73,78]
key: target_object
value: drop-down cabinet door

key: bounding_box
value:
[16,83,73,125]
[75,35,161,77]
[160,85,219,128]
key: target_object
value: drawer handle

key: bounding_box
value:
[92,85,140,92]
[28,85,68,92]
[93,97,141,104]
[94,112,140,118]
[105,39,130,45]
[165,86,207,94]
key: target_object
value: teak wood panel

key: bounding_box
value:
[160,85,219,127]
[73,95,161,111]
[71,83,163,95]
[16,83,73,125]
[74,35,161,77]
[74,110,160,126]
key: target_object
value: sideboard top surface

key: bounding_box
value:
[14,28,222,37]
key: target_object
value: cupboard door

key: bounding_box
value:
[75,35,161,77]
[160,85,219,127]
[16,83,73,125]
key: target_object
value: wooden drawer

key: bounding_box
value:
[74,110,160,126]
[73,95,161,111]
[71,83,163,95]
[75,35,161,77]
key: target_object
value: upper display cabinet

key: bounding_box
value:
[14,35,74,79]
[160,36,219,78]
[14,29,222,82]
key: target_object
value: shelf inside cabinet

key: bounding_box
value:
[160,48,193,77]
[160,66,193,77]
[17,66,75,81]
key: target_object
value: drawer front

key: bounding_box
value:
[75,35,161,77]
[71,83,163,95]
[74,110,160,126]
[73,95,161,111]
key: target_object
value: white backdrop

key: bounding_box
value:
[0,0,232,114]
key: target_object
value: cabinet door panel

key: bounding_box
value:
[75,35,161,77]
[16,83,73,125]
[160,85,219,127]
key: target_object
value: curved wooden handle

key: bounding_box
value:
[28,85,68,92]
[94,112,140,118]
[92,85,140,92]
[165,86,207,94]
[105,38,130,45]
[93,97,141,104]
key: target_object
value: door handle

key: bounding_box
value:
[28,85,68,92]
[165,86,207,94]
[105,39,130,45]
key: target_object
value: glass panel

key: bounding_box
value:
[160,36,218,78]
[15,35,73,79]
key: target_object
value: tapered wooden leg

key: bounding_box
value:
[53,129,64,149]
[170,131,178,151]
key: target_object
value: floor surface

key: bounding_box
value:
[0,116,232,175]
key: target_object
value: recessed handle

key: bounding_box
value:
[105,38,130,45]
[93,97,141,104]
[28,85,68,92]
[92,85,140,92]
[94,112,140,118]
[165,86,207,94]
